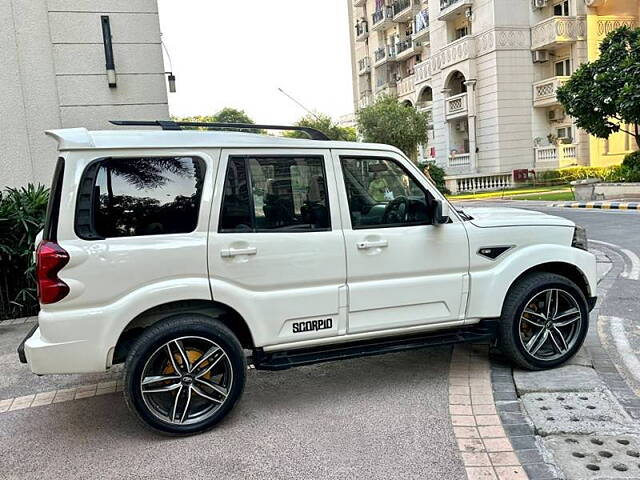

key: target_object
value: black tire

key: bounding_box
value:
[123,314,246,436]
[498,272,589,371]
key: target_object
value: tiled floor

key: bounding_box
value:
[449,344,529,480]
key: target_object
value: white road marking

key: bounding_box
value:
[591,240,640,281]
[604,316,640,387]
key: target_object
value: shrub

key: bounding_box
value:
[622,151,640,182]
[0,185,49,320]
[422,163,450,195]
[537,166,629,184]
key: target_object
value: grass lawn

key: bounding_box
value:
[447,185,574,201]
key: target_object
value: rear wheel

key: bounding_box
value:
[123,315,246,435]
[499,273,589,370]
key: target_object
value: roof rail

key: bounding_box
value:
[109,120,330,141]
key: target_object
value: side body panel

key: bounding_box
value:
[26,148,219,373]
[465,223,597,320]
[207,149,348,348]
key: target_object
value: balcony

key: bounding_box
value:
[413,9,430,43]
[440,35,476,69]
[359,92,374,109]
[392,0,414,23]
[448,153,471,169]
[533,76,569,107]
[354,0,366,6]
[355,21,369,42]
[414,58,433,84]
[371,6,394,32]
[395,38,421,61]
[373,44,396,67]
[535,144,579,168]
[445,92,468,120]
[397,74,416,98]
[438,0,472,21]
[531,16,586,51]
[358,57,372,75]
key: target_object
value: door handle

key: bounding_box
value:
[220,247,257,258]
[357,240,388,250]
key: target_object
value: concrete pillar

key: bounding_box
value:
[464,79,478,173]
[441,87,451,169]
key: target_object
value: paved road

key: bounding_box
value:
[0,321,463,480]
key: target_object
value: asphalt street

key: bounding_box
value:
[0,321,462,480]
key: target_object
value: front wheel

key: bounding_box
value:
[123,315,246,435]
[499,272,589,370]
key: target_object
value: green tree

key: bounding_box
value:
[283,113,357,141]
[175,107,263,133]
[557,26,640,148]
[356,95,429,160]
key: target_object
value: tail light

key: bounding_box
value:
[36,241,70,304]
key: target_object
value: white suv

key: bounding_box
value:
[19,121,597,435]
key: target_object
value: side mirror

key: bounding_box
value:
[431,199,450,225]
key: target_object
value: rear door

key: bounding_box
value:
[333,149,470,334]
[208,149,347,348]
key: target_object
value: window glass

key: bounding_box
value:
[555,59,570,76]
[554,0,569,16]
[93,157,205,238]
[219,156,330,232]
[341,157,433,229]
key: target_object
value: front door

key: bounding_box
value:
[208,149,347,348]
[333,150,470,335]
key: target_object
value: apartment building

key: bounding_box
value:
[347,0,639,192]
[1,0,169,188]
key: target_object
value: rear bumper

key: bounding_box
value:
[20,326,108,375]
[17,323,39,364]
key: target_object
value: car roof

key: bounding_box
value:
[45,128,403,155]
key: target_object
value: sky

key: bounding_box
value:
[157,0,355,125]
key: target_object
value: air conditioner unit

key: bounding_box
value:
[532,50,549,63]
[548,109,564,122]
[532,0,548,9]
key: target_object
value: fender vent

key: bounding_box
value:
[477,246,513,260]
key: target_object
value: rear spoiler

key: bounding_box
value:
[45,128,94,150]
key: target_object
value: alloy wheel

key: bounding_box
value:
[518,288,583,362]
[140,336,233,425]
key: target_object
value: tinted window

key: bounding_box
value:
[219,156,330,232]
[92,157,205,238]
[341,157,433,229]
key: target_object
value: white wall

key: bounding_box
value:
[0,0,169,188]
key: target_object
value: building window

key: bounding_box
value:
[554,1,570,16]
[454,25,469,40]
[555,59,571,76]
[556,126,573,143]
[219,156,330,233]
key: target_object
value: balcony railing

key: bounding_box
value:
[355,21,369,41]
[448,153,471,168]
[359,93,373,109]
[414,58,433,84]
[533,76,569,107]
[535,144,578,168]
[392,0,413,21]
[438,0,472,21]
[397,74,416,97]
[447,173,513,194]
[440,35,476,69]
[358,57,372,75]
[372,6,394,31]
[395,38,420,61]
[445,92,468,120]
[531,16,586,50]
[354,0,366,7]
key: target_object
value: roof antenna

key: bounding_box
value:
[277,88,321,121]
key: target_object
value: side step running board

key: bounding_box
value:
[251,321,498,371]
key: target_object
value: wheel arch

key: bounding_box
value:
[112,299,254,365]
[506,261,591,303]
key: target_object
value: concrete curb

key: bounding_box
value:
[551,201,640,210]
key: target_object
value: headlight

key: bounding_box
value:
[572,225,588,251]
